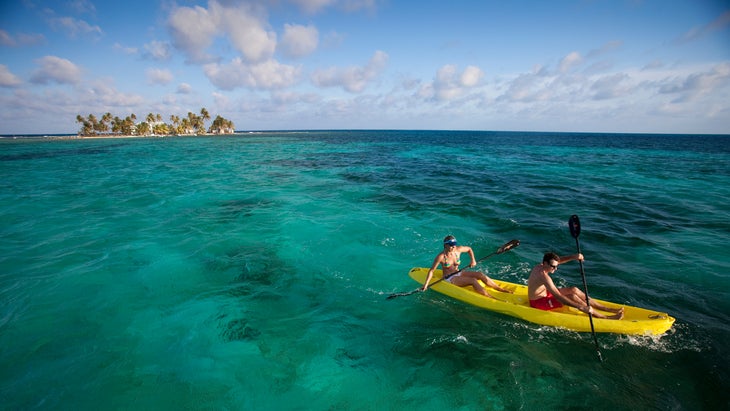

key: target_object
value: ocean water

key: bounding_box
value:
[1,130,728,410]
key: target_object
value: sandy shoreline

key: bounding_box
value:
[2,133,239,140]
[76,134,182,139]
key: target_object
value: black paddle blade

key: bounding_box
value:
[569,215,581,239]
[386,289,421,299]
[496,239,520,254]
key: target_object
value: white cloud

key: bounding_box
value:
[144,41,172,61]
[212,92,230,109]
[18,32,43,46]
[0,30,12,46]
[658,62,730,103]
[460,65,484,87]
[642,60,664,71]
[429,64,485,101]
[49,16,102,38]
[204,58,301,91]
[678,11,730,43]
[559,51,583,73]
[113,43,138,55]
[322,30,346,49]
[0,78,148,134]
[0,29,45,46]
[69,0,96,14]
[146,68,174,86]
[591,73,630,100]
[177,83,193,94]
[311,50,388,92]
[218,3,277,63]
[0,64,23,87]
[482,59,730,133]
[587,40,623,58]
[82,80,145,108]
[279,24,319,58]
[168,0,276,64]
[496,63,585,104]
[289,0,337,14]
[271,90,321,105]
[168,3,219,63]
[288,0,377,14]
[584,60,615,75]
[30,56,82,85]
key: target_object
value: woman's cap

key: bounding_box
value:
[444,237,457,246]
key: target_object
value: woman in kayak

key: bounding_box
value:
[527,252,624,319]
[421,235,512,299]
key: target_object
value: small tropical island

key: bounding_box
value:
[75,108,235,138]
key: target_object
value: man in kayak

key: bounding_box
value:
[421,236,512,299]
[528,252,624,319]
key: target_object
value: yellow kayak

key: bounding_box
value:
[409,267,675,336]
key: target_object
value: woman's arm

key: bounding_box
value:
[462,246,477,267]
[421,254,443,291]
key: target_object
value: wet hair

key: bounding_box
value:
[542,252,560,264]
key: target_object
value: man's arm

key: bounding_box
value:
[558,253,584,264]
[543,274,590,313]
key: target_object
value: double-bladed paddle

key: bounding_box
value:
[386,239,520,300]
[569,214,603,362]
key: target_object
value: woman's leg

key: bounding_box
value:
[450,274,497,299]
[462,271,511,293]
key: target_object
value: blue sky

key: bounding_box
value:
[1,0,729,134]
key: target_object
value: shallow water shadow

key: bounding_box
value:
[0,142,128,161]
[219,317,262,342]
[217,198,276,222]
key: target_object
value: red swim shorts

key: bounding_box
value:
[530,292,563,310]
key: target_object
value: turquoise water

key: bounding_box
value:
[1,131,728,410]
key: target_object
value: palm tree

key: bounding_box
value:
[101,112,112,135]
[85,114,99,136]
[187,111,203,134]
[208,115,236,134]
[153,122,169,136]
[136,122,150,136]
[170,115,180,135]
[93,113,109,135]
[76,114,92,136]
[180,117,192,135]
[200,107,210,134]
[112,116,122,135]
[121,115,135,135]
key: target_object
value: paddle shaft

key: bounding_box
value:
[570,215,603,362]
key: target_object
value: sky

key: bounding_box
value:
[1,0,729,135]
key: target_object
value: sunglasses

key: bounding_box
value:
[549,264,559,269]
